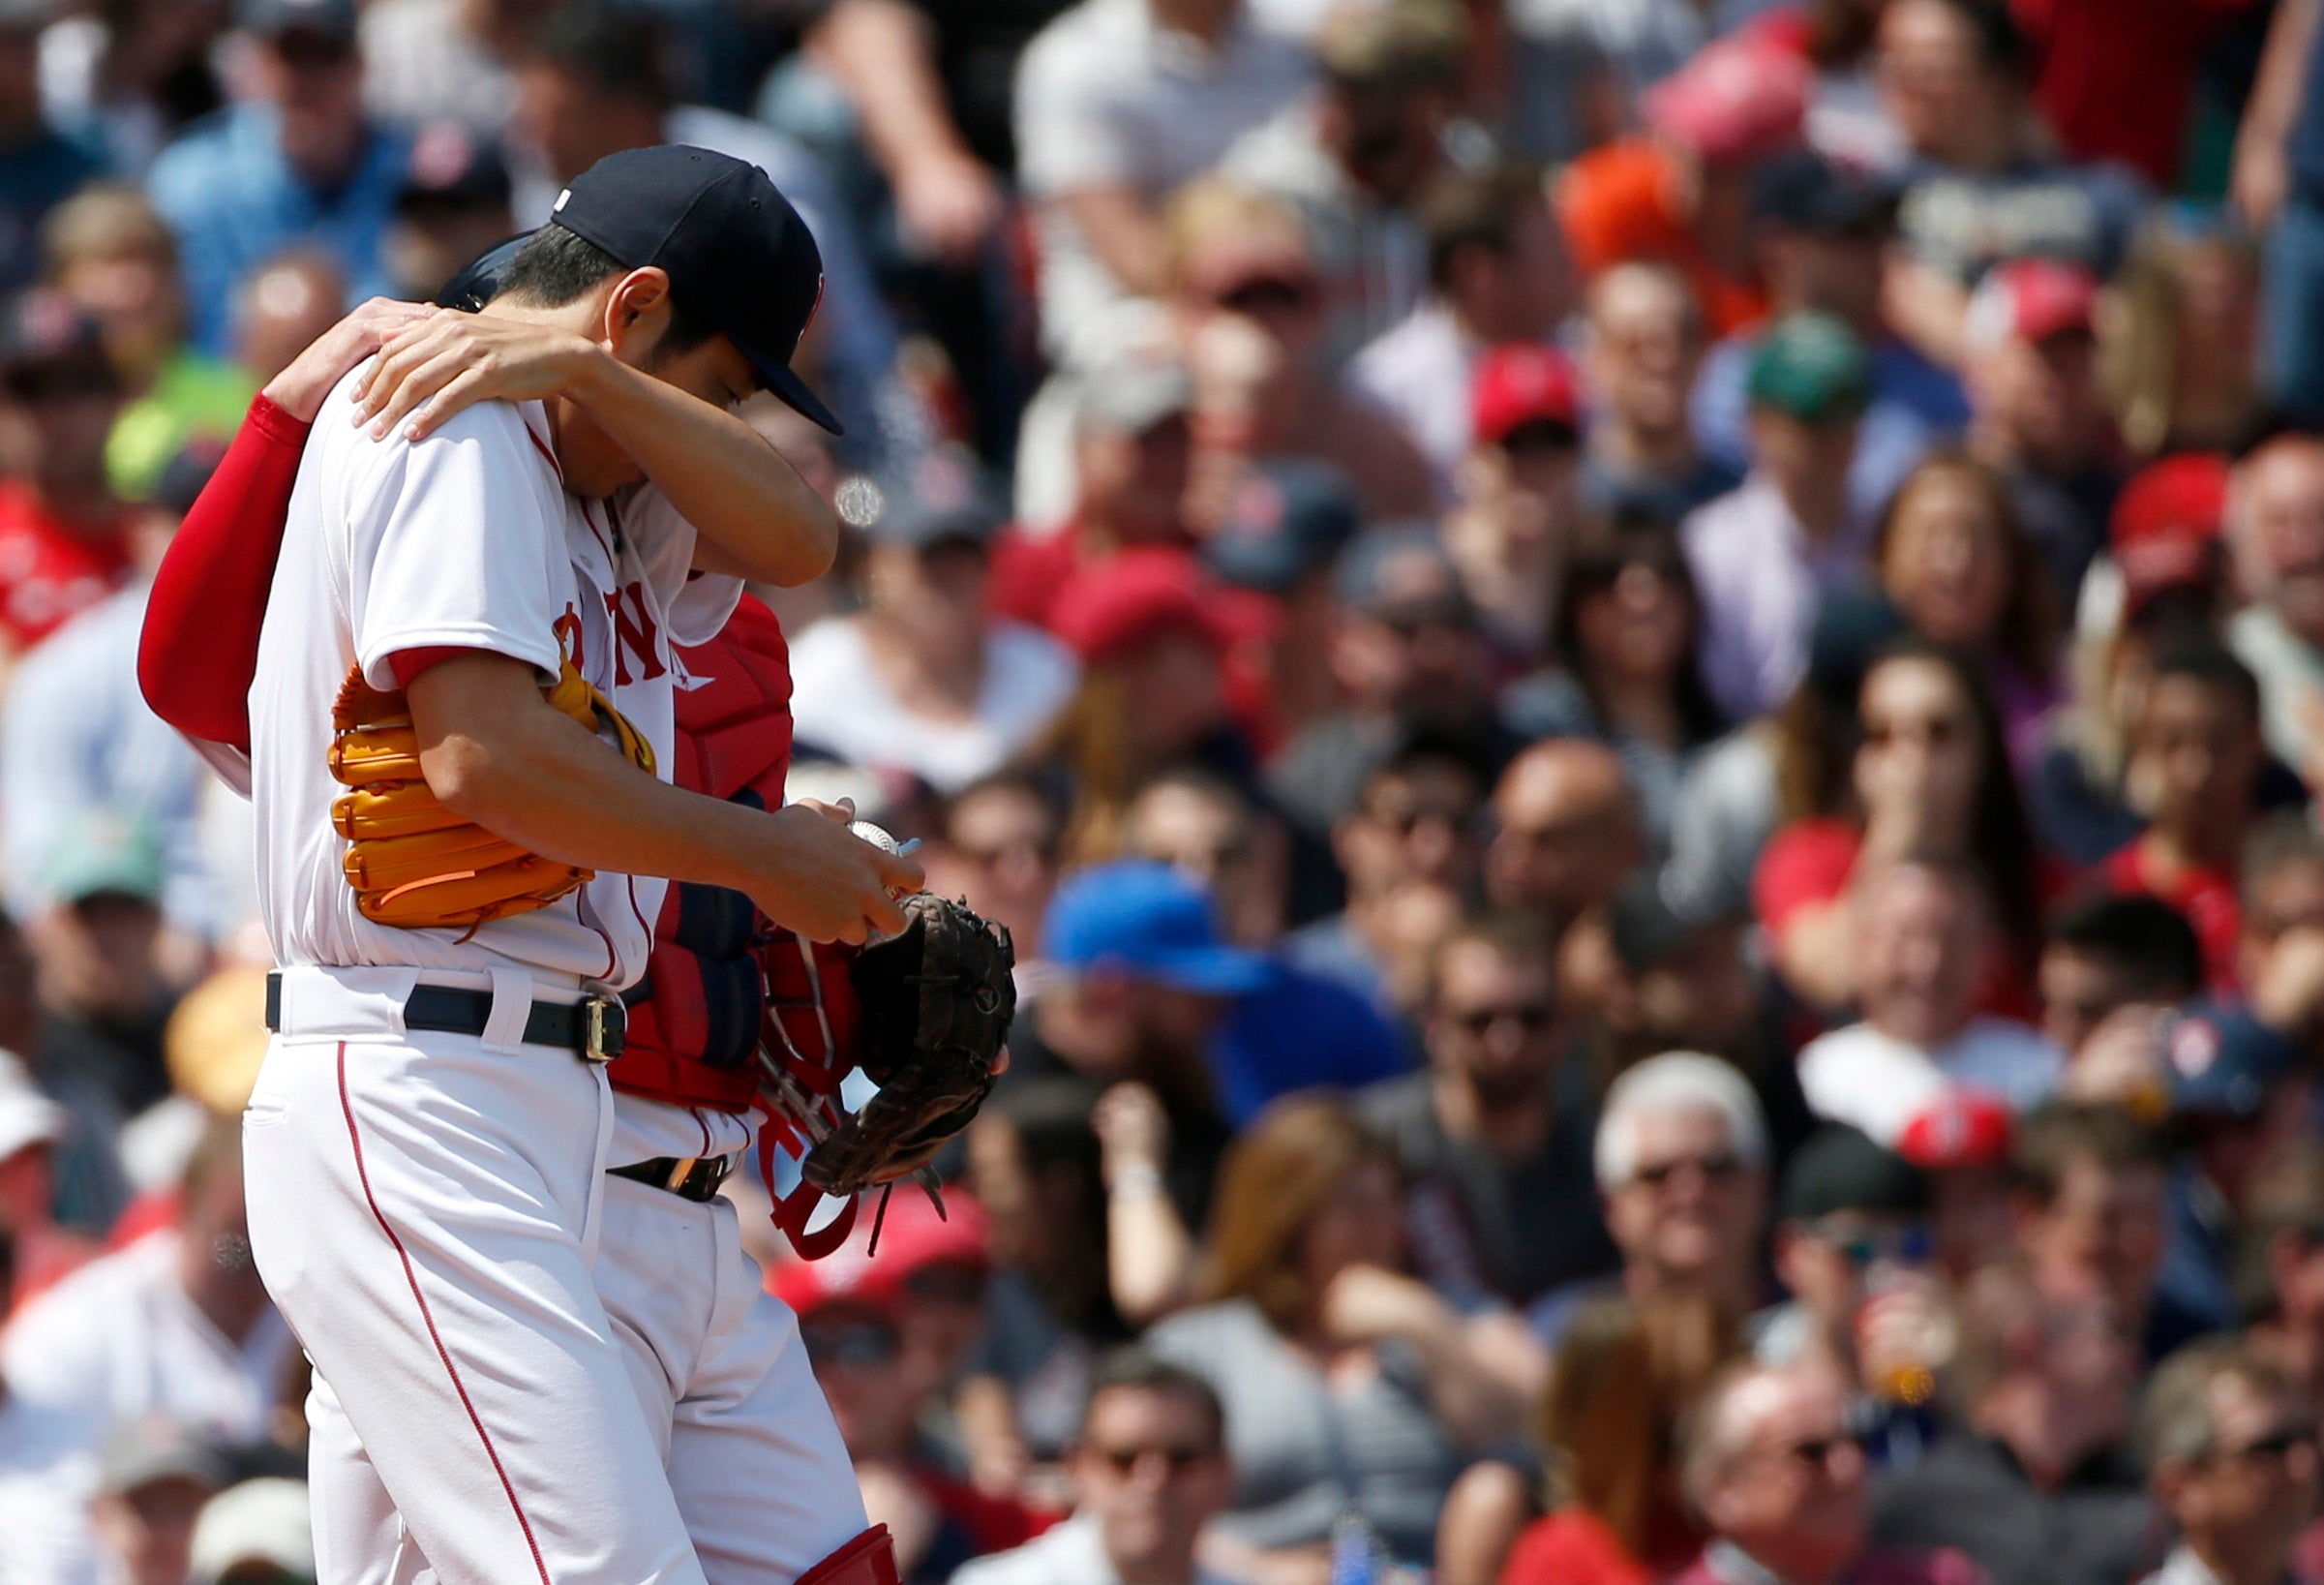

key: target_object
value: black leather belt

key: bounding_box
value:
[264,971,627,1061]
[609,1155,734,1202]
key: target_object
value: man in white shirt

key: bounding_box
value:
[0,1117,289,1585]
[230,145,914,1582]
[1798,859,2063,1145]
[951,1350,1242,1585]
[1013,0,1310,368]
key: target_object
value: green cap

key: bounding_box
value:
[1746,311,1871,423]
[45,808,164,906]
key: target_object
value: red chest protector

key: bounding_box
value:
[610,594,797,1113]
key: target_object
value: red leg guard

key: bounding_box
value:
[794,1524,902,1585]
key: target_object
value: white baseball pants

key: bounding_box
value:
[245,965,707,1585]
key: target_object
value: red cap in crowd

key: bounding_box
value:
[768,1189,993,1318]
[1049,548,1234,666]
[1964,259,2099,352]
[1471,344,1581,449]
[1894,1091,2014,1172]
[1644,34,1811,166]
[2110,452,2230,618]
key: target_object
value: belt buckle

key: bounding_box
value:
[581,994,623,1063]
[663,1155,701,1193]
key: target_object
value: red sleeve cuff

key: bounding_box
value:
[385,646,480,689]
[244,392,312,446]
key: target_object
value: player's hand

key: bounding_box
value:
[351,314,600,442]
[746,800,923,945]
[263,297,438,423]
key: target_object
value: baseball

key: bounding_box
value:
[848,820,902,854]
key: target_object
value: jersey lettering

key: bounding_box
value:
[604,582,668,687]
[554,604,585,671]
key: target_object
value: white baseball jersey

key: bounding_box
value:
[248,367,739,991]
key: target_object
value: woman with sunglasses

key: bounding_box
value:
[1504,511,1728,852]
[1756,637,2054,1021]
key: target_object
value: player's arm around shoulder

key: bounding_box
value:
[405,652,920,944]
[347,307,839,588]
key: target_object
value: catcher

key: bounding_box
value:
[141,181,1010,1582]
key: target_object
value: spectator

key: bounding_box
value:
[1796,860,2063,1145]
[1126,767,1290,949]
[381,120,516,303]
[957,1080,1127,1489]
[1505,513,1725,851]
[1042,551,1263,855]
[1198,457,1362,738]
[2011,1103,2205,1362]
[2224,431,2324,782]
[87,1419,230,1585]
[1579,262,1743,525]
[2239,0,2324,420]
[0,289,134,660]
[1756,643,2049,1021]
[2106,211,2266,460]
[1222,0,1463,364]
[1877,0,2146,366]
[1893,1091,2021,1288]
[1869,1263,2154,1585]
[1695,148,1971,528]
[2012,1,2254,190]
[2157,1006,2311,1351]
[2238,811,2324,1041]
[505,1,901,458]
[1445,343,1585,660]
[1165,179,1433,523]
[0,1115,290,1582]
[773,1223,1052,1585]
[2135,1338,2319,1585]
[1360,911,1618,1311]
[189,1477,316,1585]
[921,771,1067,961]
[791,448,1078,795]
[1350,163,1569,489]
[0,0,101,297]
[2101,643,2269,995]
[1873,455,2065,774]
[1146,1095,1515,1574]
[1485,739,1645,951]
[1283,734,1484,1014]
[2037,895,2206,1062]
[1542,1052,1770,1340]
[1959,260,2126,603]
[41,184,254,504]
[230,250,347,385]
[1011,0,1309,370]
[1499,1294,1738,1585]
[1684,311,1872,724]
[146,0,408,353]
[991,354,1196,632]
[951,1350,1237,1585]
[0,1049,92,1307]
[1675,1361,1984,1585]
[359,0,548,131]
[1757,1126,1948,1463]
[1555,32,1810,341]
[2031,452,2237,868]
[2242,1143,2324,1415]
[1271,526,1507,844]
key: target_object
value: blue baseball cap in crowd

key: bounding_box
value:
[2166,1000,2303,1120]
[548,145,843,435]
[1044,862,1269,995]
[1203,459,1364,595]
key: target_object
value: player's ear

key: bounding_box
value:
[602,267,675,365]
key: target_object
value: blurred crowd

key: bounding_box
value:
[10,0,2324,1581]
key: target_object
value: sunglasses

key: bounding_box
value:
[2212,1426,2319,1465]
[1633,1150,1743,1188]
[800,1321,900,1368]
[1812,1220,1934,1269]
[1212,276,1319,317]
[1091,1442,1217,1478]
[1862,715,1967,747]
[1450,1002,1555,1039]
[1766,1432,1861,1473]
[904,1263,988,1306]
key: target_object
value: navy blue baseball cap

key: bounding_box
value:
[2166,1000,2303,1120]
[435,233,528,313]
[1203,459,1363,595]
[1045,862,1268,995]
[547,145,842,435]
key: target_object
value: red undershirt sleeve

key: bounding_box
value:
[137,394,313,752]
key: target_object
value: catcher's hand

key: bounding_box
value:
[799,892,1015,1198]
